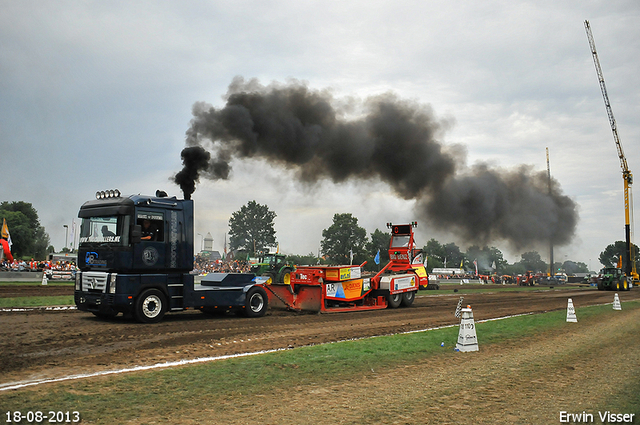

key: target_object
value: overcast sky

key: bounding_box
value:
[1,0,639,270]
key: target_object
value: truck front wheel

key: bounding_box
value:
[135,289,166,323]
[245,286,268,318]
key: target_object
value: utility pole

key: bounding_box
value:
[547,147,554,276]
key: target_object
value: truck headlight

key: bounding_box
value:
[109,274,117,294]
[75,272,82,291]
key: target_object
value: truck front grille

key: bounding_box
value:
[81,272,108,293]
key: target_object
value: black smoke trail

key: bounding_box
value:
[174,77,578,249]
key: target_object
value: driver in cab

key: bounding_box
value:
[141,219,158,241]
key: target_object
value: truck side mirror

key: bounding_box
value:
[131,224,142,243]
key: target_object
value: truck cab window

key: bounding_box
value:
[390,235,410,248]
[137,213,164,242]
[79,216,129,246]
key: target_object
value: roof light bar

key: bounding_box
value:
[96,189,121,199]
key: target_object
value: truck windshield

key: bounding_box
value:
[79,215,130,246]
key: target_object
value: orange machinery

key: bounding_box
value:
[264,223,429,312]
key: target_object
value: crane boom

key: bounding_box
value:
[584,20,636,281]
[584,20,631,178]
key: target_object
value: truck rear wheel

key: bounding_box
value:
[245,286,268,318]
[387,292,402,308]
[135,289,166,323]
[401,291,416,307]
[280,267,293,285]
[262,272,276,285]
[279,267,294,293]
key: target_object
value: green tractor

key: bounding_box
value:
[596,267,632,291]
[250,253,294,286]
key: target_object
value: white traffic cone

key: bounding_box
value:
[566,298,577,322]
[456,305,479,352]
[41,272,48,286]
[613,293,622,311]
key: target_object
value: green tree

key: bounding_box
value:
[442,242,464,269]
[561,260,589,274]
[286,253,320,266]
[228,200,277,254]
[466,245,507,274]
[366,229,391,265]
[0,201,50,259]
[518,251,547,273]
[598,241,639,271]
[423,239,445,271]
[503,262,526,276]
[321,213,368,264]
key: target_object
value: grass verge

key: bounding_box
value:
[0,296,74,308]
[431,284,593,294]
[2,301,637,424]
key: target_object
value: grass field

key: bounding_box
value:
[2,301,638,424]
[0,282,74,308]
[0,296,75,308]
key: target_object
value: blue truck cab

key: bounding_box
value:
[74,190,268,323]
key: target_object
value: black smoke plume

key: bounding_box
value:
[174,146,210,200]
[175,77,578,249]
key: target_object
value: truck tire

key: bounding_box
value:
[280,267,293,285]
[262,272,276,285]
[245,286,268,318]
[135,288,166,323]
[387,292,402,308]
[279,267,295,293]
[401,291,416,307]
[612,280,620,291]
[622,278,629,291]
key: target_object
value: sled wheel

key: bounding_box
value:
[387,292,402,308]
[245,286,268,318]
[135,289,166,323]
[401,291,416,307]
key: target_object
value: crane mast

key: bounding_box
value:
[584,20,637,280]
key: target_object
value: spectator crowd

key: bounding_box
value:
[1,258,77,273]
[192,258,251,275]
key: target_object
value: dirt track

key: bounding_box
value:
[1,284,638,387]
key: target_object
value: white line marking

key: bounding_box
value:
[0,311,539,392]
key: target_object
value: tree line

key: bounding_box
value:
[228,200,633,275]
[2,198,636,274]
[1,201,51,260]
